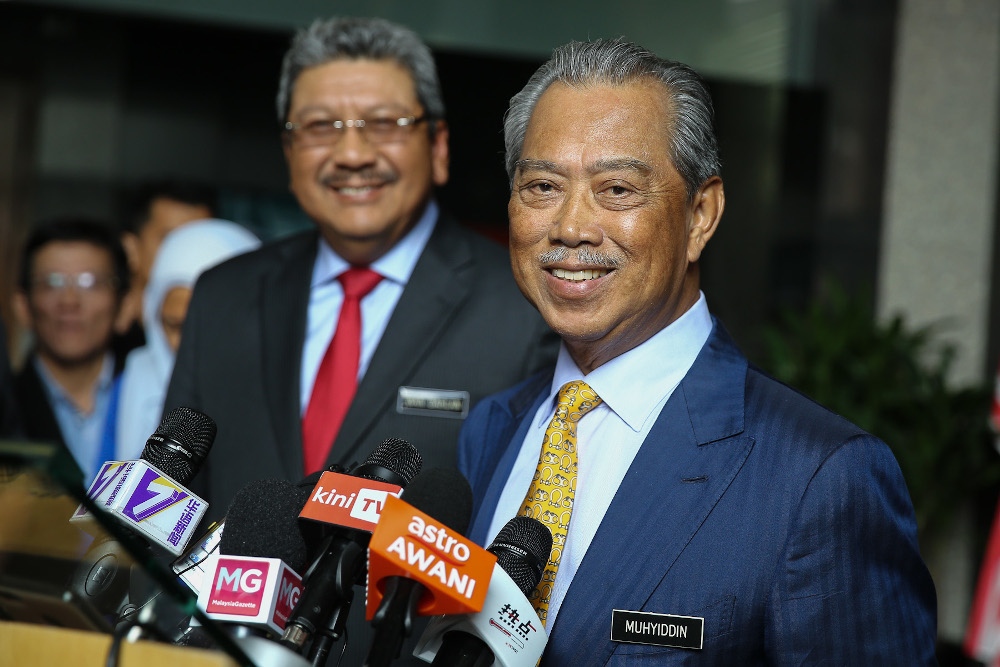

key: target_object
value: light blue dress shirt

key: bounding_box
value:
[299,200,438,415]
[34,352,118,482]
[485,293,713,629]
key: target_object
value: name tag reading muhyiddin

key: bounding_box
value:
[611,609,704,650]
[396,386,469,419]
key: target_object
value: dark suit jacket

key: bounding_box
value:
[13,358,65,447]
[460,321,937,665]
[164,212,558,515]
[1,323,22,438]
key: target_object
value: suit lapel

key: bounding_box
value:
[259,232,315,480]
[329,214,473,465]
[468,375,552,544]
[544,325,755,665]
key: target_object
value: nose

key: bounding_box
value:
[548,184,604,248]
[55,284,83,309]
[330,124,378,169]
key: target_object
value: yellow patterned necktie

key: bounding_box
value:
[520,380,602,625]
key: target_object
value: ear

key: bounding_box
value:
[687,176,724,263]
[13,291,32,330]
[121,231,141,274]
[430,119,450,187]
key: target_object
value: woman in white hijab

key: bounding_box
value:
[116,219,260,456]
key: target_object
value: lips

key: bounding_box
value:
[323,170,398,197]
[332,184,383,196]
[550,268,609,282]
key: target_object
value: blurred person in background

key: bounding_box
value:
[13,218,129,481]
[116,219,260,455]
[114,180,216,352]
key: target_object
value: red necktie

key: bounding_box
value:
[302,266,382,474]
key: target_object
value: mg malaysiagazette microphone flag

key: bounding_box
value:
[366,495,494,620]
[198,555,303,635]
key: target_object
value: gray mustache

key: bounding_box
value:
[538,247,624,269]
[322,169,398,186]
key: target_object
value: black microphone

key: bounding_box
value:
[364,467,473,667]
[280,438,422,661]
[140,406,216,483]
[170,465,344,597]
[174,479,315,663]
[427,516,552,667]
[184,479,309,638]
[68,406,216,618]
[218,478,311,569]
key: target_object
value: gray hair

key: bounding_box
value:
[276,17,445,127]
[503,38,720,199]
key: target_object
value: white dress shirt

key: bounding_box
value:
[299,200,438,414]
[485,293,713,629]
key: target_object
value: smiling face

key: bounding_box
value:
[508,80,724,373]
[19,241,119,368]
[283,58,449,265]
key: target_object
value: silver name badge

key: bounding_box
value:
[611,609,704,650]
[396,386,470,419]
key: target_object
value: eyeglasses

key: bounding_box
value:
[283,115,429,148]
[30,272,117,295]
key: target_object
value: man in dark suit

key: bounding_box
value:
[164,17,555,518]
[460,39,937,664]
[165,17,555,664]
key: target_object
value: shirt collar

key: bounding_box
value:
[311,199,439,288]
[34,352,116,410]
[545,293,713,432]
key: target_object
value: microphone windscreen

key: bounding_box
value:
[488,516,552,597]
[401,468,473,536]
[220,478,309,572]
[141,406,217,484]
[353,437,423,487]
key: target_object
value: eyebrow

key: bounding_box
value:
[515,159,563,175]
[590,158,653,175]
[515,157,653,176]
[291,102,414,118]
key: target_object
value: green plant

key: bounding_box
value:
[756,282,998,534]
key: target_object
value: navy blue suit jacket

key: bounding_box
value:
[459,321,937,665]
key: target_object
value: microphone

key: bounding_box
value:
[67,406,216,616]
[170,466,343,596]
[363,468,480,667]
[195,478,309,637]
[279,438,422,660]
[70,406,215,554]
[415,516,552,667]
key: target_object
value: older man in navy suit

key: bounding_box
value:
[459,39,936,665]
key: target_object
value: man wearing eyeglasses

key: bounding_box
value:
[13,218,131,481]
[164,18,555,518]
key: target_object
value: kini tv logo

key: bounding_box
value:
[120,468,191,523]
[299,471,403,532]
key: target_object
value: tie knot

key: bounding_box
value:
[556,380,602,417]
[338,266,382,299]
